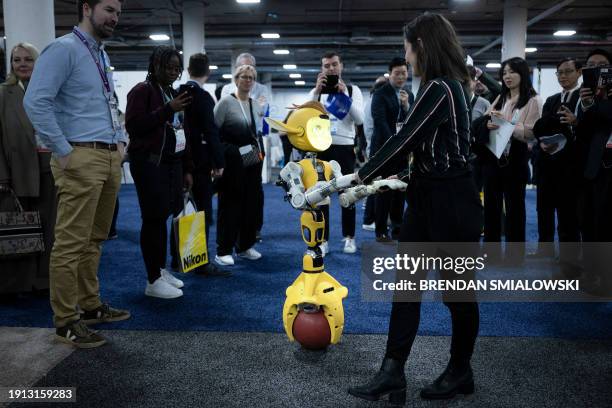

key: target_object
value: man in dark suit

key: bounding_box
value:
[173,53,229,277]
[370,57,414,241]
[532,57,582,260]
[575,49,612,292]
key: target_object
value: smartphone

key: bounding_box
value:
[177,83,198,99]
[321,74,339,94]
[581,66,600,93]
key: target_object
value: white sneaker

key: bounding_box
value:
[161,268,184,288]
[362,222,375,232]
[237,247,262,260]
[343,237,357,254]
[215,254,235,266]
[320,241,329,257]
[145,278,183,299]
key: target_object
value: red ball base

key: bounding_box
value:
[292,309,332,350]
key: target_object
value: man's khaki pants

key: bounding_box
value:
[50,146,122,328]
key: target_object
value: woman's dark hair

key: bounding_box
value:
[146,46,182,84]
[402,12,470,85]
[495,57,537,111]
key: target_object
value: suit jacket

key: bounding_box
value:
[370,82,414,157]
[0,83,41,197]
[179,81,225,173]
[533,90,580,167]
[576,97,612,180]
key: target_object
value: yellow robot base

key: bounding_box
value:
[283,270,348,345]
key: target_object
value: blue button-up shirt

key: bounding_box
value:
[23,27,126,157]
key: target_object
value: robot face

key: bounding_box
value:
[264,102,332,153]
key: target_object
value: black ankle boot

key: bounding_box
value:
[348,357,407,406]
[420,363,474,400]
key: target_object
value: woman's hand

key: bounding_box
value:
[170,92,192,112]
[540,142,558,154]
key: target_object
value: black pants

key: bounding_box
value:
[317,144,356,239]
[130,153,183,283]
[536,160,580,244]
[385,174,482,366]
[216,151,263,256]
[170,167,214,268]
[482,162,527,258]
[363,195,376,225]
[375,190,404,238]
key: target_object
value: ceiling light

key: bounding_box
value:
[209,65,218,70]
[295,81,306,86]
[149,34,170,41]
[179,51,183,55]
[261,33,280,39]
[525,47,537,53]
[554,30,576,37]
[289,73,302,79]
[222,74,232,79]
[486,63,501,69]
[236,0,260,3]
[283,64,297,70]
[273,49,290,55]
[109,66,115,71]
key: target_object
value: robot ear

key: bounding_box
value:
[265,118,301,135]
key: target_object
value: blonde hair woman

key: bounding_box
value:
[213,64,265,266]
[0,42,56,295]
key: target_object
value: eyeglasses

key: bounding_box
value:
[555,69,576,76]
[238,75,255,81]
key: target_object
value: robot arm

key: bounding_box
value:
[339,179,408,208]
[279,162,308,209]
[304,174,359,207]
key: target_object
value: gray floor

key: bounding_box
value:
[1,327,611,408]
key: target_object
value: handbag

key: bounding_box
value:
[236,95,263,167]
[0,188,44,258]
[173,192,208,272]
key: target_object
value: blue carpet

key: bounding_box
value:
[2,184,611,339]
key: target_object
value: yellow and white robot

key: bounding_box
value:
[265,102,407,349]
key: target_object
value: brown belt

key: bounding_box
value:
[70,141,118,151]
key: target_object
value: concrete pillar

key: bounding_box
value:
[3,0,55,73]
[501,1,527,61]
[182,0,205,68]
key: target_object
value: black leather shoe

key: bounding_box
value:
[195,263,232,277]
[420,364,474,400]
[348,358,407,406]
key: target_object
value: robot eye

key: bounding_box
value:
[319,114,329,120]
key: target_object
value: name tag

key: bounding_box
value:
[175,129,186,153]
[330,117,338,136]
[109,97,121,131]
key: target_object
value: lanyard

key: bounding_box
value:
[72,28,111,95]
[160,86,181,128]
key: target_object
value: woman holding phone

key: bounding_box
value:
[346,13,483,405]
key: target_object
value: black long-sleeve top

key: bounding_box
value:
[358,78,472,183]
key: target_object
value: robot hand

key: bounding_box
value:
[304,174,359,207]
[339,178,407,208]
[279,162,308,209]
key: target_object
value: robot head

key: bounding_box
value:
[265,101,332,152]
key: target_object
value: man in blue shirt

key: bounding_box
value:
[24,0,129,349]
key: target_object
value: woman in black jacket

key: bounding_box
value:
[125,46,193,299]
[347,13,482,405]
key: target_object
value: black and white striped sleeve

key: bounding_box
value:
[357,80,449,183]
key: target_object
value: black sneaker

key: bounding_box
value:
[55,320,106,349]
[195,263,232,277]
[81,303,131,324]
